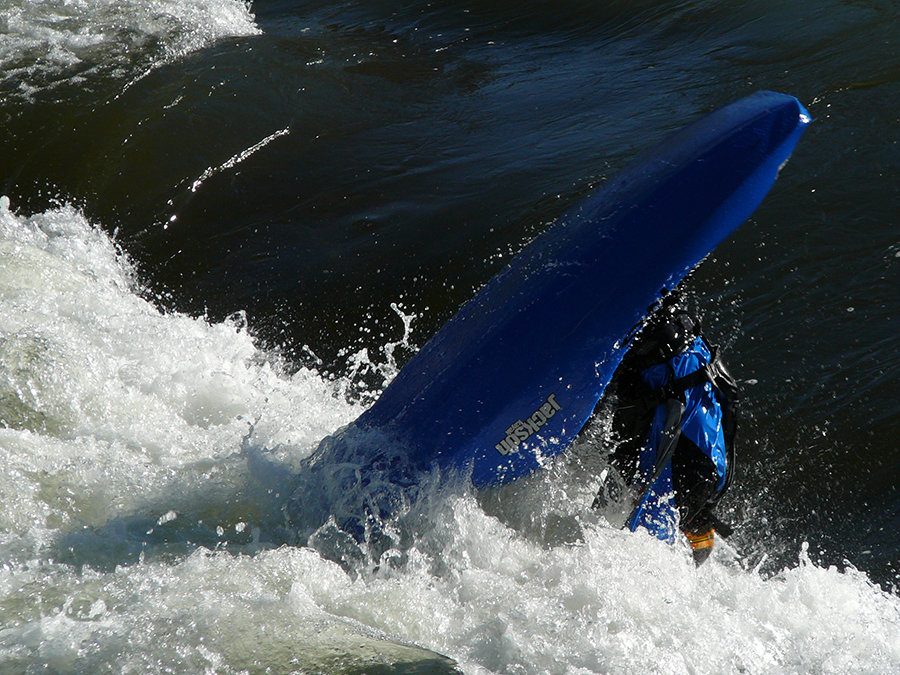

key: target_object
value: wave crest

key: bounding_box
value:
[0,0,260,101]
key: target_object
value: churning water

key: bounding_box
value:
[1,1,899,672]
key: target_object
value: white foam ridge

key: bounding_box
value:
[0,196,899,672]
[0,0,260,99]
[0,195,356,535]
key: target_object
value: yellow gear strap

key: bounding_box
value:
[684,528,715,551]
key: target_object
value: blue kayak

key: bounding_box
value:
[306,91,809,496]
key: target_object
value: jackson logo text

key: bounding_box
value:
[494,394,561,455]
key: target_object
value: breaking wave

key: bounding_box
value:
[0,0,260,101]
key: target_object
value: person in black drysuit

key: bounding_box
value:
[593,295,738,565]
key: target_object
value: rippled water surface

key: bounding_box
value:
[1,1,899,672]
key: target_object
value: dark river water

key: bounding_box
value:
[1,1,898,672]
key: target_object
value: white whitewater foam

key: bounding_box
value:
[0,0,260,99]
[0,195,355,536]
[0,197,898,673]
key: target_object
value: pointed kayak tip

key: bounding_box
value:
[756,89,812,127]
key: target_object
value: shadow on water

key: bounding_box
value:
[45,436,463,674]
[47,442,357,574]
[40,412,473,578]
[47,444,288,573]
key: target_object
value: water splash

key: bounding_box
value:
[1,198,899,673]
